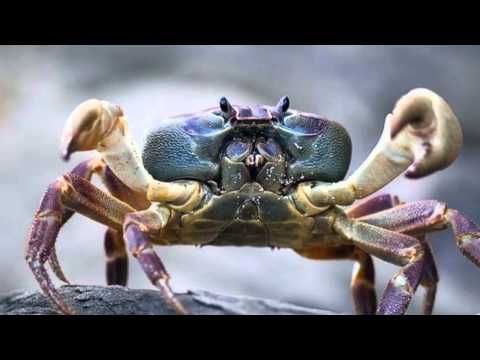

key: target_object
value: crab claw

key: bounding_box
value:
[293,88,465,209]
[388,88,463,179]
[60,99,124,161]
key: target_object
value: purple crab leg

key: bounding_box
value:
[357,200,480,267]
[124,209,189,315]
[346,193,400,219]
[104,229,128,286]
[25,171,135,314]
[447,209,480,266]
[350,248,377,315]
[349,194,439,314]
[47,157,148,287]
[99,165,150,286]
[297,193,406,315]
[334,215,426,315]
[418,237,438,315]
[46,157,105,283]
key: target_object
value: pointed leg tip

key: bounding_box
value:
[57,304,77,315]
[60,147,72,162]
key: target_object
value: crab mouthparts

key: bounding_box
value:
[245,153,265,177]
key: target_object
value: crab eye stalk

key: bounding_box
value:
[276,95,290,113]
[219,96,234,118]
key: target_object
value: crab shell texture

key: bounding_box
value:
[142,103,352,188]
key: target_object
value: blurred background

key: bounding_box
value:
[0,45,479,314]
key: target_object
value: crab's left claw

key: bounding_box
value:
[388,88,463,179]
[60,99,124,161]
[293,89,464,210]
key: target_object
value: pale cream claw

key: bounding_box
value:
[59,99,204,209]
[59,99,152,195]
[60,99,124,161]
[294,88,463,209]
[388,88,463,178]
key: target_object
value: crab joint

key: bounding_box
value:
[147,180,204,212]
[291,182,332,216]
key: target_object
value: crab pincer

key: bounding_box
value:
[60,99,125,161]
[388,88,463,179]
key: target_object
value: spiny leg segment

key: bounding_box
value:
[33,157,108,286]
[338,199,480,314]
[417,237,438,315]
[124,206,188,315]
[104,228,128,287]
[26,169,135,314]
[347,194,439,314]
[99,164,150,285]
[295,194,399,314]
[26,162,190,314]
[333,211,426,315]
[33,157,148,287]
[296,193,441,315]
[358,200,480,265]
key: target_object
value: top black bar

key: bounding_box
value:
[3,5,480,45]
[4,29,480,45]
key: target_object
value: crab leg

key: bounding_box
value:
[296,245,377,315]
[357,200,480,267]
[45,157,106,283]
[356,200,448,233]
[417,237,438,315]
[26,173,135,314]
[65,157,148,286]
[348,194,439,314]
[42,157,146,286]
[294,89,463,209]
[98,164,150,286]
[123,205,188,315]
[104,228,129,286]
[346,193,401,218]
[333,214,426,315]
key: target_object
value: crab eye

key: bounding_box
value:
[219,96,234,118]
[276,96,290,113]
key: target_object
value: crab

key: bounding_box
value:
[25,88,480,315]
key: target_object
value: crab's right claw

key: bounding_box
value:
[388,88,463,179]
[60,99,124,161]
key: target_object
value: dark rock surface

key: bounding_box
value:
[0,285,339,315]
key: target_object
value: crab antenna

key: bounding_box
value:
[276,96,290,113]
[219,97,234,117]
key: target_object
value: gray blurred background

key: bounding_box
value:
[0,45,479,314]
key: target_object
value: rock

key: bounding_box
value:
[0,285,339,315]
